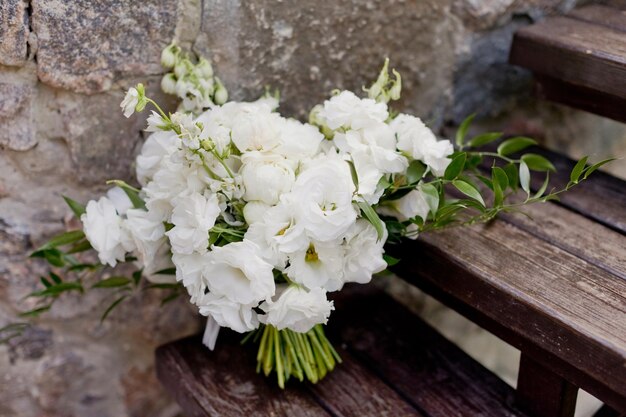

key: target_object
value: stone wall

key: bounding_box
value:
[0,1,624,416]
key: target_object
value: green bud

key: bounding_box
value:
[196,58,214,79]
[200,139,215,151]
[135,97,147,112]
[161,73,177,95]
[389,69,402,101]
[174,59,189,79]
[161,43,178,69]
[136,83,145,97]
[213,77,228,105]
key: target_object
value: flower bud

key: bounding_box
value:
[161,44,178,69]
[174,59,189,79]
[161,73,177,95]
[213,77,228,105]
[196,58,214,79]
[389,69,402,101]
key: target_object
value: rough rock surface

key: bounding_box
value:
[0,0,624,416]
[0,0,29,66]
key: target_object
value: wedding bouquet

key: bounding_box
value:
[20,44,610,387]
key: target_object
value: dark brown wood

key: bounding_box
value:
[533,74,626,123]
[155,334,330,417]
[568,5,626,32]
[516,353,578,417]
[329,287,532,417]
[510,17,626,99]
[594,404,626,417]
[388,217,626,412]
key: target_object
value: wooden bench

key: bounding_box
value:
[155,5,626,416]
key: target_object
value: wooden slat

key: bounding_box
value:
[388,220,626,411]
[568,5,626,32]
[329,287,532,417]
[155,334,330,417]
[510,17,626,99]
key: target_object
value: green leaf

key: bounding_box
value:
[569,156,588,184]
[29,282,83,298]
[40,277,52,288]
[519,161,531,194]
[19,305,52,318]
[383,254,400,267]
[455,114,475,148]
[38,230,85,250]
[497,137,537,156]
[406,160,426,184]
[521,154,556,172]
[452,180,485,206]
[419,183,440,216]
[356,201,385,240]
[50,272,62,284]
[101,295,128,322]
[583,158,616,179]
[63,196,86,218]
[346,159,359,189]
[161,292,181,306]
[476,175,493,191]
[66,240,92,254]
[377,176,392,190]
[468,132,502,148]
[30,248,65,267]
[503,163,519,191]
[444,153,466,180]
[132,270,143,286]
[92,277,131,288]
[492,167,508,207]
[106,180,145,209]
[153,268,176,275]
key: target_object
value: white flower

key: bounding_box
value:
[378,187,431,222]
[275,119,323,160]
[240,152,296,205]
[243,201,271,225]
[166,192,220,254]
[81,197,134,267]
[106,186,133,216]
[121,87,139,118]
[229,107,283,152]
[391,114,454,177]
[197,293,259,333]
[291,157,357,242]
[319,90,388,130]
[125,208,167,274]
[342,220,387,285]
[145,111,168,132]
[136,130,180,186]
[172,251,210,303]
[204,241,275,305]
[285,240,344,291]
[141,242,176,284]
[260,285,334,332]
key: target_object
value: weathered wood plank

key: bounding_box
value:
[516,353,578,417]
[510,17,626,99]
[569,5,626,32]
[329,287,532,417]
[155,334,330,417]
[388,220,626,411]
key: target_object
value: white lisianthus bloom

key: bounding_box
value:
[196,293,259,333]
[240,152,296,205]
[319,90,388,130]
[141,241,176,284]
[172,251,210,303]
[391,114,454,177]
[291,157,357,242]
[105,187,133,216]
[243,201,271,225]
[342,220,387,285]
[260,285,334,332]
[204,240,275,305]
[120,87,139,118]
[125,208,167,275]
[136,130,180,186]
[275,119,324,160]
[230,108,284,152]
[378,187,431,222]
[81,197,134,267]
[285,240,344,291]
[166,192,220,254]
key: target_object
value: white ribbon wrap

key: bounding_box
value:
[202,315,221,350]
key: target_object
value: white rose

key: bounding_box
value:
[230,108,283,152]
[204,240,275,305]
[391,114,453,177]
[81,197,134,267]
[166,192,220,254]
[319,90,388,130]
[378,187,431,222]
[125,208,167,276]
[285,240,344,291]
[136,130,180,186]
[291,157,357,242]
[197,293,259,333]
[240,152,296,205]
[260,285,334,333]
[105,186,133,216]
[172,251,210,303]
[275,118,323,160]
[242,201,271,225]
[342,220,387,285]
